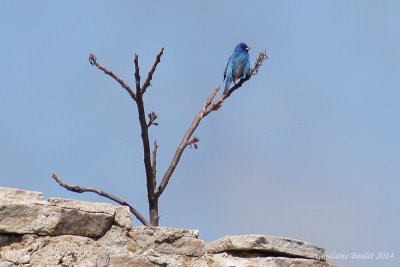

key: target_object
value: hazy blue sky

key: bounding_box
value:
[1,1,399,266]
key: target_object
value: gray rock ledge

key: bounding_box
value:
[207,235,326,261]
[0,187,338,267]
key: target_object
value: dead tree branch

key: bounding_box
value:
[155,51,268,197]
[142,48,164,94]
[133,52,161,226]
[134,55,142,94]
[89,54,137,102]
[52,174,150,226]
[54,48,267,226]
[56,48,164,226]
[152,141,158,182]
[131,52,163,221]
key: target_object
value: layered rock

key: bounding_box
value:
[0,187,338,266]
[0,191,131,238]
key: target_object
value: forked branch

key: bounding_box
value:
[133,50,164,226]
[54,48,267,226]
[89,54,137,102]
[52,174,150,226]
[155,51,268,197]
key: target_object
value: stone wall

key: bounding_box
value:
[0,187,337,267]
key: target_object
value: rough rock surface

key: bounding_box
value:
[207,235,325,260]
[0,189,117,237]
[206,253,332,267]
[0,187,339,266]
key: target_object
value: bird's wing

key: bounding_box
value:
[244,57,251,76]
[223,54,234,81]
[232,53,249,80]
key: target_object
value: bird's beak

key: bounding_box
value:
[246,47,251,51]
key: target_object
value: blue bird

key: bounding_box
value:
[223,43,251,95]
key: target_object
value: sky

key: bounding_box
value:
[1,1,399,266]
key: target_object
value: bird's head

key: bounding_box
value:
[235,42,251,52]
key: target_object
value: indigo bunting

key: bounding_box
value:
[223,43,251,95]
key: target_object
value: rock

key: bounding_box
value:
[3,249,31,264]
[110,254,158,267]
[48,198,132,229]
[0,234,38,266]
[207,253,337,267]
[129,227,206,257]
[114,206,133,229]
[0,187,43,202]
[97,225,133,256]
[0,260,14,267]
[29,235,109,267]
[154,227,205,256]
[155,235,205,257]
[0,234,21,247]
[207,235,326,261]
[0,203,114,237]
[128,227,157,252]
[0,187,338,267]
[0,188,134,237]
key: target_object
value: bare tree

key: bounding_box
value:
[52,48,267,226]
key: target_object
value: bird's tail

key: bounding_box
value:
[223,77,232,95]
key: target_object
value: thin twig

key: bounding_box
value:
[155,51,268,197]
[141,48,164,95]
[51,174,150,226]
[152,141,158,187]
[89,54,137,102]
[188,137,199,149]
[147,112,158,127]
[134,54,141,94]
[155,86,220,197]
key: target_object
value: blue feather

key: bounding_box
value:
[223,43,250,94]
